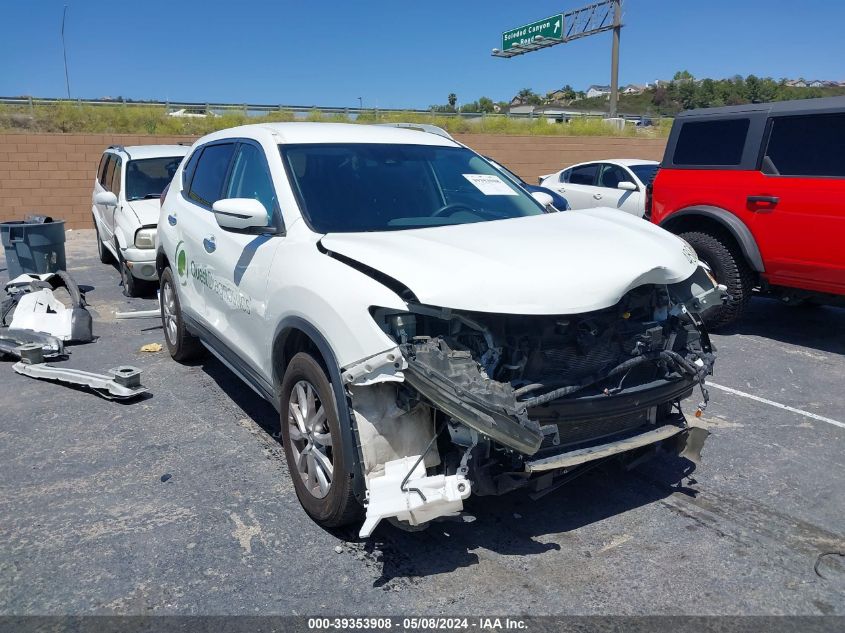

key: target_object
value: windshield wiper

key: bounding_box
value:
[128,193,162,201]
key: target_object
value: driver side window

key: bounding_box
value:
[598,164,627,189]
[225,143,279,222]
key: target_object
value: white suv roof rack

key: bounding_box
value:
[376,122,454,140]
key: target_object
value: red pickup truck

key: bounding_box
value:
[649,96,845,328]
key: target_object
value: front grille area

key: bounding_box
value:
[537,409,652,452]
[539,341,622,381]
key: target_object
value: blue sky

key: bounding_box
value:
[1,0,842,108]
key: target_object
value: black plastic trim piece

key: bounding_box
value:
[529,376,695,423]
[182,313,276,404]
[660,205,765,272]
[404,360,543,456]
[272,316,368,503]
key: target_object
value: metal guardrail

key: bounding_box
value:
[0,96,669,123]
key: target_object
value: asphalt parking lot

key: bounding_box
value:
[1,229,843,616]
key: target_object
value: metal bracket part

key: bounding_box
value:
[12,344,148,400]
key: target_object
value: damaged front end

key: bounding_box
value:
[347,266,724,536]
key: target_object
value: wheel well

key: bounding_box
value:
[661,214,753,265]
[272,327,329,389]
[156,251,169,276]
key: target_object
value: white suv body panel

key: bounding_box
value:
[157,123,716,536]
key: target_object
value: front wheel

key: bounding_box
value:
[119,256,141,297]
[280,352,361,528]
[680,230,755,329]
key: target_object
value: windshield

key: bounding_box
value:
[629,163,659,186]
[126,156,184,200]
[281,144,545,233]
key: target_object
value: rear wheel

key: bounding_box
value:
[159,267,204,362]
[680,230,755,329]
[280,352,360,528]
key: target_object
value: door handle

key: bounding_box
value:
[593,193,603,200]
[747,195,779,211]
[203,236,216,253]
[167,214,177,226]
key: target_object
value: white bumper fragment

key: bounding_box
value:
[359,455,471,537]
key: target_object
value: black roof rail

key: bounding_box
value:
[107,144,132,159]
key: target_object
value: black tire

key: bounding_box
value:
[159,267,204,362]
[680,230,755,329]
[119,255,142,297]
[280,352,361,528]
[94,216,113,264]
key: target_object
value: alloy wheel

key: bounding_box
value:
[161,280,179,345]
[287,380,334,499]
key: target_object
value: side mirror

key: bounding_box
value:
[617,181,638,191]
[531,191,555,207]
[95,191,118,207]
[212,198,269,231]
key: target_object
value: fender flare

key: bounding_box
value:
[114,226,129,251]
[272,316,367,503]
[660,205,765,273]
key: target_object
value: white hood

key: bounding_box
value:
[126,198,161,226]
[320,208,698,315]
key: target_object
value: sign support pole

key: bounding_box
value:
[609,0,621,117]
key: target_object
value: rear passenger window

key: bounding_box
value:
[188,143,235,208]
[673,118,749,166]
[764,113,845,177]
[97,154,110,185]
[181,149,201,189]
[111,158,122,195]
[103,156,117,192]
[568,163,599,186]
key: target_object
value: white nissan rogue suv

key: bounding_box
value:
[157,122,722,536]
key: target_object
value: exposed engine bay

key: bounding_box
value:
[350,265,724,536]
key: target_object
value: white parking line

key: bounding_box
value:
[708,382,845,430]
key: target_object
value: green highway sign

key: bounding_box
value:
[502,14,563,51]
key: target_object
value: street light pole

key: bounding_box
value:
[608,0,621,117]
[357,96,363,109]
[61,5,71,100]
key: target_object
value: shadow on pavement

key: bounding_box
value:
[355,455,695,586]
[715,296,845,354]
[197,347,699,586]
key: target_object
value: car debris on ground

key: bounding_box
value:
[12,343,148,400]
[3,271,93,343]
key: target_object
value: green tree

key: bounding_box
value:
[673,70,694,81]
[447,93,457,108]
[477,96,494,113]
[516,88,543,105]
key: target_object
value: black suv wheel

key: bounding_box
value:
[680,230,755,329]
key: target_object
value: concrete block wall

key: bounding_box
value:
[0,133,195,229]
[0,132,667,230]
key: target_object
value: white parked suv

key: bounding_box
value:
[92,144,189,296]
[539,159,659,217]
[157,123,722,536]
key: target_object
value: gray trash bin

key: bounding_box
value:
[1,219,67,279]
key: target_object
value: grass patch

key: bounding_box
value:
[0,102,669,138]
